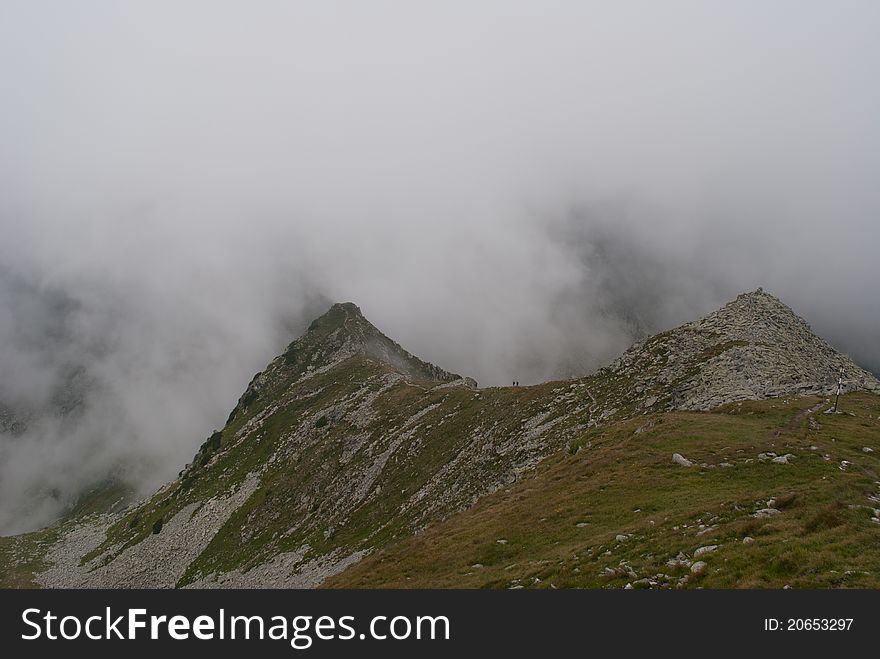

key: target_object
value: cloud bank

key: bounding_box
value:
[1,1,878,532]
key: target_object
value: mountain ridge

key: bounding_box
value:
[3,288,878,588]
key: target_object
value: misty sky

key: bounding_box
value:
[1,1,879,533]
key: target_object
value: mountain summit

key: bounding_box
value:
[606,288,879,411]
[297,302,469,385]
[226,302,473,426]
[4,290,879,589]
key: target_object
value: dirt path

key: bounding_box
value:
[770,400,827,439]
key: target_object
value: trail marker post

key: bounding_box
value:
[832,368,844,413]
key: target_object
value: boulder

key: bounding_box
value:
[752,508,781,518]
[672,453,694,467]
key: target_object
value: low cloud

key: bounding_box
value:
[1,1,878,533]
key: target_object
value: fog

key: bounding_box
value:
[1,1,879,533]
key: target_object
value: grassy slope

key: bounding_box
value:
[177,365,578,585]
[326,392,880,588]
[58,351,583,587]
[0,527,59,588]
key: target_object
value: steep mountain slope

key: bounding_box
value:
[1,290,878,588]
[29,303,592,588]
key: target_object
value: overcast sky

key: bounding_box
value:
[1,1,879,532]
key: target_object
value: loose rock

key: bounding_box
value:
[672,453,694,467]
[752,508,781,518]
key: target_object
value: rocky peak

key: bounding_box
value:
[305,302,371,337]
[298,302,469,384]
[228,302,473,423]
[693,288,812,341]
[607,288,880,411]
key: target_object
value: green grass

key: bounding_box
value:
[62,479,136,521]
[325,392,880,588]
